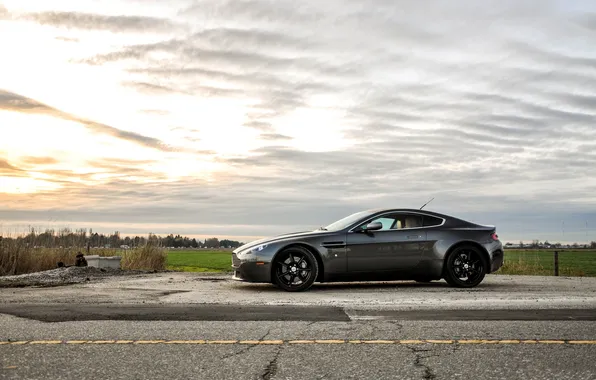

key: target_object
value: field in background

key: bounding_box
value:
[165,249,596,277]
[2,245,594,277]
[166,249,232,272]
[497,249,596,277]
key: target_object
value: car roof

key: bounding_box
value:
[364,208,448,217]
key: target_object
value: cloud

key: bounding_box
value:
[0,4,8,19]
[0,158,22,172]
[0,89,177,152]
[2,0,596,243]
[20,11,184,33]
[55,36,80,42]
[121,81,184,95]
[20,156,59,165]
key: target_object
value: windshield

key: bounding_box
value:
[323,210,376,231]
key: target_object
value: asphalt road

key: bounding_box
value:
[1,274,596,379]
[0,304,595,322]
[1,311,596,380]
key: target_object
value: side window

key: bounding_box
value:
[358,215,399,231]
[402,214,423,229]
[356,213,428,231]
[373,217,396,230]
[422,215,443,227]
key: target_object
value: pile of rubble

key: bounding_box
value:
[0,266,157,288]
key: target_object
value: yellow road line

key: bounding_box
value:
[1,339,594,345]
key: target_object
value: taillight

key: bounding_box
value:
[491,232,499,241]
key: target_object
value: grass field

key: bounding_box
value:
[497,249,596,277]
[166,250,233,272]
[166,249,596,277]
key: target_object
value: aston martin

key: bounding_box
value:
[231,208,503,291]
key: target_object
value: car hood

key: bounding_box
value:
[234,230,329,253]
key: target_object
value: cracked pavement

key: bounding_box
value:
[1,273,595,379]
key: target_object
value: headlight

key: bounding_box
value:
[248,244,268,254]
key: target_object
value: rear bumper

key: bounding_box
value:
[231,253,271,283]
[488,247,504,273]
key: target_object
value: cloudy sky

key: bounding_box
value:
[1,0,595,243]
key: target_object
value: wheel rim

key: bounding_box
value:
[451,249,484,284]
[275,251,312,288]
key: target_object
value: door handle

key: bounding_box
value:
[407,235,421,239]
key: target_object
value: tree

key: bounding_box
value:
[205,238,220,248]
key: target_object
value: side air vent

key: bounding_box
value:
[321,241,346,248]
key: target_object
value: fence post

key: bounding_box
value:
[87,242,90,255]
[554,250,559,276]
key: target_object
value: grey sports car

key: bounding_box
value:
[231,208,504,291]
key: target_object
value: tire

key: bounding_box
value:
[443,245,488,288]
[272,246,319,292]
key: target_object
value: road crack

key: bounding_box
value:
[221,329,272,360]
[405,345,439,380]
[261,345,283,380]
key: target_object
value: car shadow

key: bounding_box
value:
[231,280,515,293]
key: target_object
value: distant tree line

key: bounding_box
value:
[0,228,245,249]
[506,240,596,249]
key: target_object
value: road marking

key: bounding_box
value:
[1,339,594,345]
[257,340,284,345]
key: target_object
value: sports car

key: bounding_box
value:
[231,208,504,291]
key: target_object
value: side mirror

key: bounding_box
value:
[362,221,383,232]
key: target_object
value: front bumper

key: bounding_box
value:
[231,253,271,283]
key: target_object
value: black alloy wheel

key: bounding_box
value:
[273,246,318,292]
[444,245,487,288]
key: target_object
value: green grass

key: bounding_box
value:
[165,248,596,277]
[497,249,596,277]
[166,250,232,272]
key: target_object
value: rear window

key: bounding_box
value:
[423,215,443,227]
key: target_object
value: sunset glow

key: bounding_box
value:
[1,0,596,242]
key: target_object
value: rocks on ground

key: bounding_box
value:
[0,267,163,288]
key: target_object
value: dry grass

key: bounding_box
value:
[120,243,167,271]
[0,239,167,276]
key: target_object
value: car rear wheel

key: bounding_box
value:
[272,246,318,292]
[443,245,487,288]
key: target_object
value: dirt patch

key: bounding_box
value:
[0,267,168,288]
[194,277,228,282]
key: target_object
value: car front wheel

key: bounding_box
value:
[443,245,487,288]
[272,246,318,292]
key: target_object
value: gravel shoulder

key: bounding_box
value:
[0,267,168,288]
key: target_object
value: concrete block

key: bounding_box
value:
[84,255,122,269]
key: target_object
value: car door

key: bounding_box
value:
[346,213,426,273]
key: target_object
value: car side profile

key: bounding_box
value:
[231,208,504,292]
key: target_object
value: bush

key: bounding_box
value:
[120,243,167,271]
[0,233,166,276]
